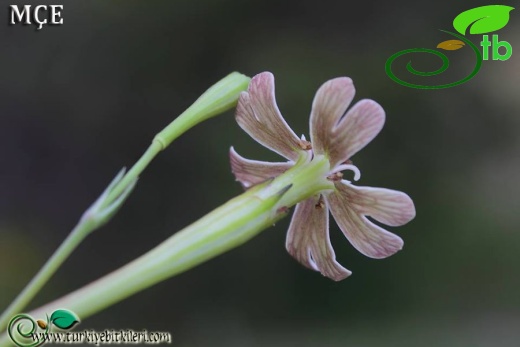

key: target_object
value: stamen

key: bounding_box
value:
[329,164,361,181]
[298,139,312,150]
[327,171,343,181]
[315,195,325,209]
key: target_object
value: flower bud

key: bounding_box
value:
[154,72,251,149]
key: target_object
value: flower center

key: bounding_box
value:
[298,137,361,183]
[327,162,361,182]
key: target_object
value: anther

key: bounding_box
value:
[327,171,343,181]
[315,196,325,209]
[298,139,312,150]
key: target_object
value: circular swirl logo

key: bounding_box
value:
[385,5,514,89]
[7,314,48,347]
[7,310,80,347]
[385,31,482,89]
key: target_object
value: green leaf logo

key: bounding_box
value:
[453,5,514,35]
[49,310,80,330]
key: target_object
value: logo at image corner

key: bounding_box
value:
[8,309,80,347]
[385,4,514,89]
[7,310,172,346]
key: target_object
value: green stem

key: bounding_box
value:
[0,72,250,334]
[104,140,162,207]
[0,156,331,345]
[0,142,161,333]
[0,220,94,331]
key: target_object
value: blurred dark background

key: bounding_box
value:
[1,1,519,346]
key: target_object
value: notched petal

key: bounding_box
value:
[340,184,416,226]
[330,99,385,167]
[286,197,352,281]
[327,184,404,259]
[310,77,355,157]
[229,147,292,189]
[235,72,303,161]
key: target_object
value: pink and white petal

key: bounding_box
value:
[326,187,404,259]
[235,72,303,161]
[310,77,355,157]
[229,147,292,189]
[286,196,352,281]
[329,99,385,167]
[337,183,415,226]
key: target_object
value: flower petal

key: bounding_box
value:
[327,182,404,259]
[229,147,293,189]
[235,72,304,161]
[339,183,416,226]
[331,99,385,166]
[310,77,385,167]
[310,77,355,161]
[286,196,352,281]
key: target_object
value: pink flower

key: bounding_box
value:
[230,72,415,281]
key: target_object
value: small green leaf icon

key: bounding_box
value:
[437,39,465,51]
[50,309,80,330]
[453,5,514,35]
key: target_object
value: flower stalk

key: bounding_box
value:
[0,71,416,347]
[0,72,251,333]
[0,154,332,347]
